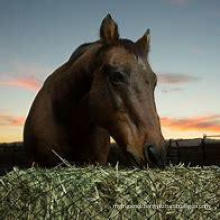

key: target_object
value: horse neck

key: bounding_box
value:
[51,42,102,106]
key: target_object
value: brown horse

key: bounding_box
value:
[23,14,166,168]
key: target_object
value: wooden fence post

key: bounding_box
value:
[201,134,207,167]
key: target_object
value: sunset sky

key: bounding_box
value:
[0,0,220,142]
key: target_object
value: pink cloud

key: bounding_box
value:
[0,61,51,92]
[158,73,199,85]
[0,76,42,92]
[161,87,184,93]
[191,47,204,56]
[161,115,220,132]
[0,114,25,126]
[167,0,188,6]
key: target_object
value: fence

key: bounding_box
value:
[166,135,220,166]
[0,136,220,173]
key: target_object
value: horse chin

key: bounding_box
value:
[124,146,145,168]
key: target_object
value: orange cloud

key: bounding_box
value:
[161,115,220,132]
[0,76,41,91]
[0,114,25,126]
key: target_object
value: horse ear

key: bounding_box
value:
[135,29,151,57]
[100,14,119,44]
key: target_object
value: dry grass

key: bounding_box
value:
[0,164,219,219]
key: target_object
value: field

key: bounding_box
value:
[0,164,219,219]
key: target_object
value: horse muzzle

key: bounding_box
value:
[125,144,166,169]
[144,145,166,168]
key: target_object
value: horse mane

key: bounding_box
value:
[119,39,144,59]
[68,41,99,63]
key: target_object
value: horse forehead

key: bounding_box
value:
[105,47,137,66]
[137,56,148,71]
[104,47,148,75]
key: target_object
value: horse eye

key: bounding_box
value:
[109,71,126,84]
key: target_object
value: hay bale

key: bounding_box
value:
[0,165,219,219]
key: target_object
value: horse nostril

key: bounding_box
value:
[144,145,165,168]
